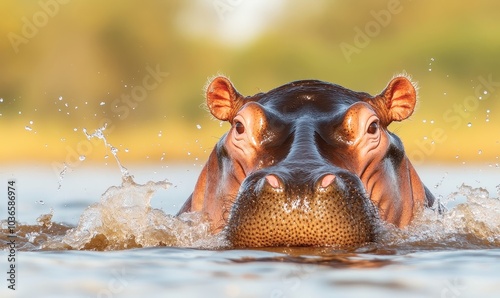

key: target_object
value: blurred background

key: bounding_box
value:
[1,0,500,172]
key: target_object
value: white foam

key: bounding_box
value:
[61,176,227,250]
[380,184,500,248]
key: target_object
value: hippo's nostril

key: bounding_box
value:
[320,174,336,188]
[265,175,282,189]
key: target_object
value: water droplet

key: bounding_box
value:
[430,120,434,124]
[158,131,162,137]
[36,200,45,205]
[422,119,427,123]
[428,68,432,72]
[124,148,129,153]
[443,92,447,96]
[25,126,32,131]
[486,109,490,113]
[196,124,202,129]
[29,120,33,125]
[430,57,435,61]
[484,90,488,95]
[455,155,460,159]
[187,152,191,156]
[0,98,3,102]
[478,150,483,155]
[467,122,472,127]
[104,155,109,159]
[100,102,105,106]
[73,128,78,132]
[111,147,118,155]
[79,155,86,161]
[58,96,63,101]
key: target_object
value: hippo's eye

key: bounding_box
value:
[234,121,245,134]
[367,121,379,134]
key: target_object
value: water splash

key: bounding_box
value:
[48,119,233,250]
[58,176,225,250]
[428,57,435,72]
[40,121,230,250]
[2,183,500,251]
[83,124,129,178]
[57,163,68,190]
[55,122,113,188]
[1,211,71,251]
[6,120,227,250]
[380,184,500,249]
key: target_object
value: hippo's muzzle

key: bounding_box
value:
[224,168,379,248]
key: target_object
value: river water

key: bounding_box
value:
[1,163,500,297]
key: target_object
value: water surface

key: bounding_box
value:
[1,164,500,297]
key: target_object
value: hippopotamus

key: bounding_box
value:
[177,75,435,248]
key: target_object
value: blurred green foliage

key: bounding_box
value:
[1,0,499,166]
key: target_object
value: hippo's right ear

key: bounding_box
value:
[206,76,244,121]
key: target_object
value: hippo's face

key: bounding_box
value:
[179,76,434,248]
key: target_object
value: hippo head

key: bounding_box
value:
[178,75,434,248]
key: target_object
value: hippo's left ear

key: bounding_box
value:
[370,76,417,126]
[206,76,244,121]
